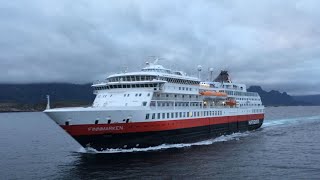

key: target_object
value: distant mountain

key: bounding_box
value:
[293,95,320,106]
[0,83,313,112]
[0,83,94,105]
[247,86,309,106]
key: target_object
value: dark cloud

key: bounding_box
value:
[1,0,320,94]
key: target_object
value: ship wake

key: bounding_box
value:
[262,115,320,128]
[77,132,249,154]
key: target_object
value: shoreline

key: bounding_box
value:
[0,111,40,113]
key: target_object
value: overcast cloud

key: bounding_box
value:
[1,0,320,94]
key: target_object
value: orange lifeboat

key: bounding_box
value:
[226,99,237,106]
[200,91,227,97]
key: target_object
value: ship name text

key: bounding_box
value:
[88,126,124,132]
[248,120,260,125]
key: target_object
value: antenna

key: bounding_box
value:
[154,57,159,64]
[147,56,162,65]
[46,95,50,110]
[209,68,214,81]
[197,65,202,79]
[124,66,128,73]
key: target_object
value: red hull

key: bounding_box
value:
[62,113,264,136]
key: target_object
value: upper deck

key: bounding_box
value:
[106,63,200,84]
[90,62,262,109]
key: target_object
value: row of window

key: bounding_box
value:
[150,101,202,107]
[145,111,223,120]
[98,93,151,98]
[108,75,157,82]
[253,109,263,113]
[142,68,172,74]
[222,90,259,97]
[178,86,193,91]
[155,93,199,99]
[94,83,159,90]
[124,93,151,97]
[164,77,199,85]
[107,75,199,85]
[239,104,262,107]
[236,97,260,101]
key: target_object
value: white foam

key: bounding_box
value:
[263,115,320,128]
[77,132,249,154]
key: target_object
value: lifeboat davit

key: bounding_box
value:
[200,91,227,97]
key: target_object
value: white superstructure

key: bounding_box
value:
[45,60,264,126]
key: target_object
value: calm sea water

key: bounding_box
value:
[1,106,320,179]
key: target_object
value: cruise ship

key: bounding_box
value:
[44,60,264,151]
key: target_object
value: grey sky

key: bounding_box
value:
[1,0,320,95]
